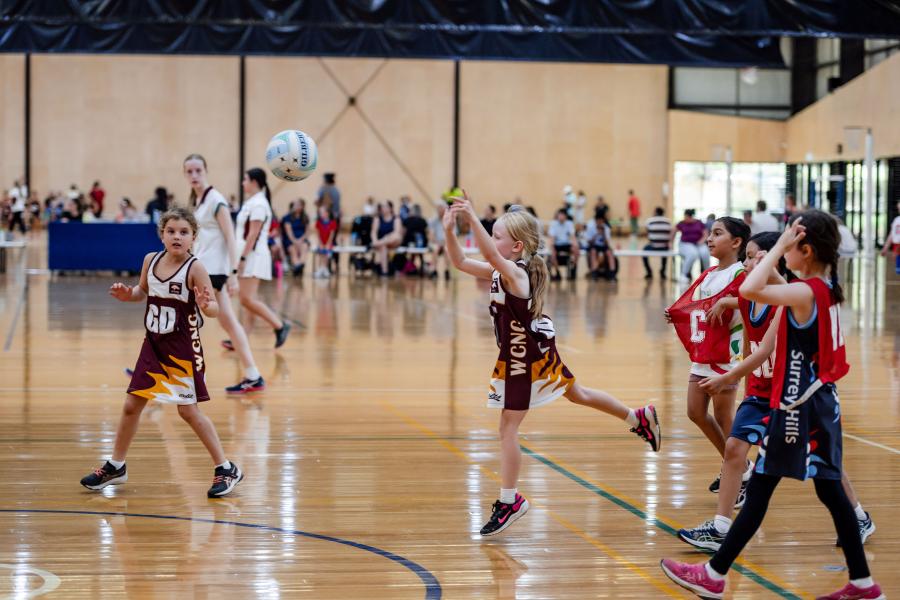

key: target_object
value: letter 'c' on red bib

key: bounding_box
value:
[667,268,745,364]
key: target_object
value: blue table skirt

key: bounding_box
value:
[48,222,161,271]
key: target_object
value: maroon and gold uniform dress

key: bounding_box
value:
[488,261,574,410]
[127,251,209,404]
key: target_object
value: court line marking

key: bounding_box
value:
[0,563,61,599]
[2,276,27,352]
[380,401,689,599]
[519,446,806,600]
[0,509,441,600]
[843,432,900,455]
[384,400,808,600]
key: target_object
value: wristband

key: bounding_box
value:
[239,256,246,262]
[231,269,238,275]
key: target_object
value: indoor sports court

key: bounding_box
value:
[1,4,899,599]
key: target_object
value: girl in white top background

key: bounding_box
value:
[184,154,265,394]
[236,168,291,349]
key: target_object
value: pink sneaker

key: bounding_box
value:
[815,582,885,600]
[631,405,662,452]
[659,559,724,599]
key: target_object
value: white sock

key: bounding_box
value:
[705,563,725,581]
[499,488,517,504]
[713,515,732,535]
[108,458,125,469]
[245,366,261,381]
[217,460,232,470]
[850,576,874,588]
[625,409,638,427]
[854,503,867,521]
[742,460,754,481]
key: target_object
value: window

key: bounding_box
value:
[673,162,787,218]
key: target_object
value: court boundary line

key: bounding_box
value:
[519,446,804,600]
[0,509,441,600]
[379,401,687,598]
[843,432,900,455]
[382,400,806,599]
[2,255,28,352]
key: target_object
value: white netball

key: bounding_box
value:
[265,129,318,182]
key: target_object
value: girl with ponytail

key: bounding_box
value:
[232,168,290,348]
[662,210,882,600]
[443,192,662,537]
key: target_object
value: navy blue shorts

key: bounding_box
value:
[729,396,770,445]
[755,384,842,481]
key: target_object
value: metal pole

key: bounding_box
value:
[725,146,733,216]
[863,129,874,259]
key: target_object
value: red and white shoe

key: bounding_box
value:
[221,339,235,351]
[815,582,885,600]
[631,405,662,452]
[660,559,724,599]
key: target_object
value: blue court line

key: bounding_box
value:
[521,446,803,600]
[0,509,441,600]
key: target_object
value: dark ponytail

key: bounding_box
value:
[246,167,271,207]
[715,216,751,261]
[788,210,844,304]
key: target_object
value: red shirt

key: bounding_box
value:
[316,218,337,246]
[738,297,778,398]
[628,195,640,218]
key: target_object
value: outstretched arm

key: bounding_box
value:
[450,192,527,289]
[443,206,493,280]
[109,252,153,302]
[740,219,814,308]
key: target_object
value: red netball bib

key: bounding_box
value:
[668,268,745,364]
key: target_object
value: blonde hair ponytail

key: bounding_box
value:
[499,206,547,320]
[526,254,548,319]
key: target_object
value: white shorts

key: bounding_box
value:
[240,249,272,281]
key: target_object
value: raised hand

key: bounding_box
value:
[777,217,806,252]
[449,189,478,223]
[109,282,132,302]
[194,285,213,311]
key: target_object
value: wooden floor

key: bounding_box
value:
[1,237,898,599]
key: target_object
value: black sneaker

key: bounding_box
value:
[208,463,244,498]
[225,377,266,394]
[709,474,721,493]
[480,494,529,536]
[81,461,127,490]
[274,322,291,348]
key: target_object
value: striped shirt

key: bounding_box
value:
[645,216,672,249]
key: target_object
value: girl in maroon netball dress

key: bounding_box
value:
[444,193,661,537]
[80,207,244,498]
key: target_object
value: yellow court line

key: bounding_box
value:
[380,400,690,599]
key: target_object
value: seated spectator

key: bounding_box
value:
[480,204,497,236]
[371,201,402,277]
[362,196,377,216]
[145,187,169,224]
[267,207,286,280]
[642,206,672,280]
[314,205,338,279]
[583,215,618,280]
[428,202,450,280]
[548,208,579,281]
[114,197,140,223]
[282,199,310,277]
[400,203,429,275]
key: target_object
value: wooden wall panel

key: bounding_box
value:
[30,55,240,216]
[786,52,900,163]
[459,61,669,221]
[0,55,25,195]
[667,110,786,164]
[245,57,454,217]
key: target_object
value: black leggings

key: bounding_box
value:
[709,472,869,580]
